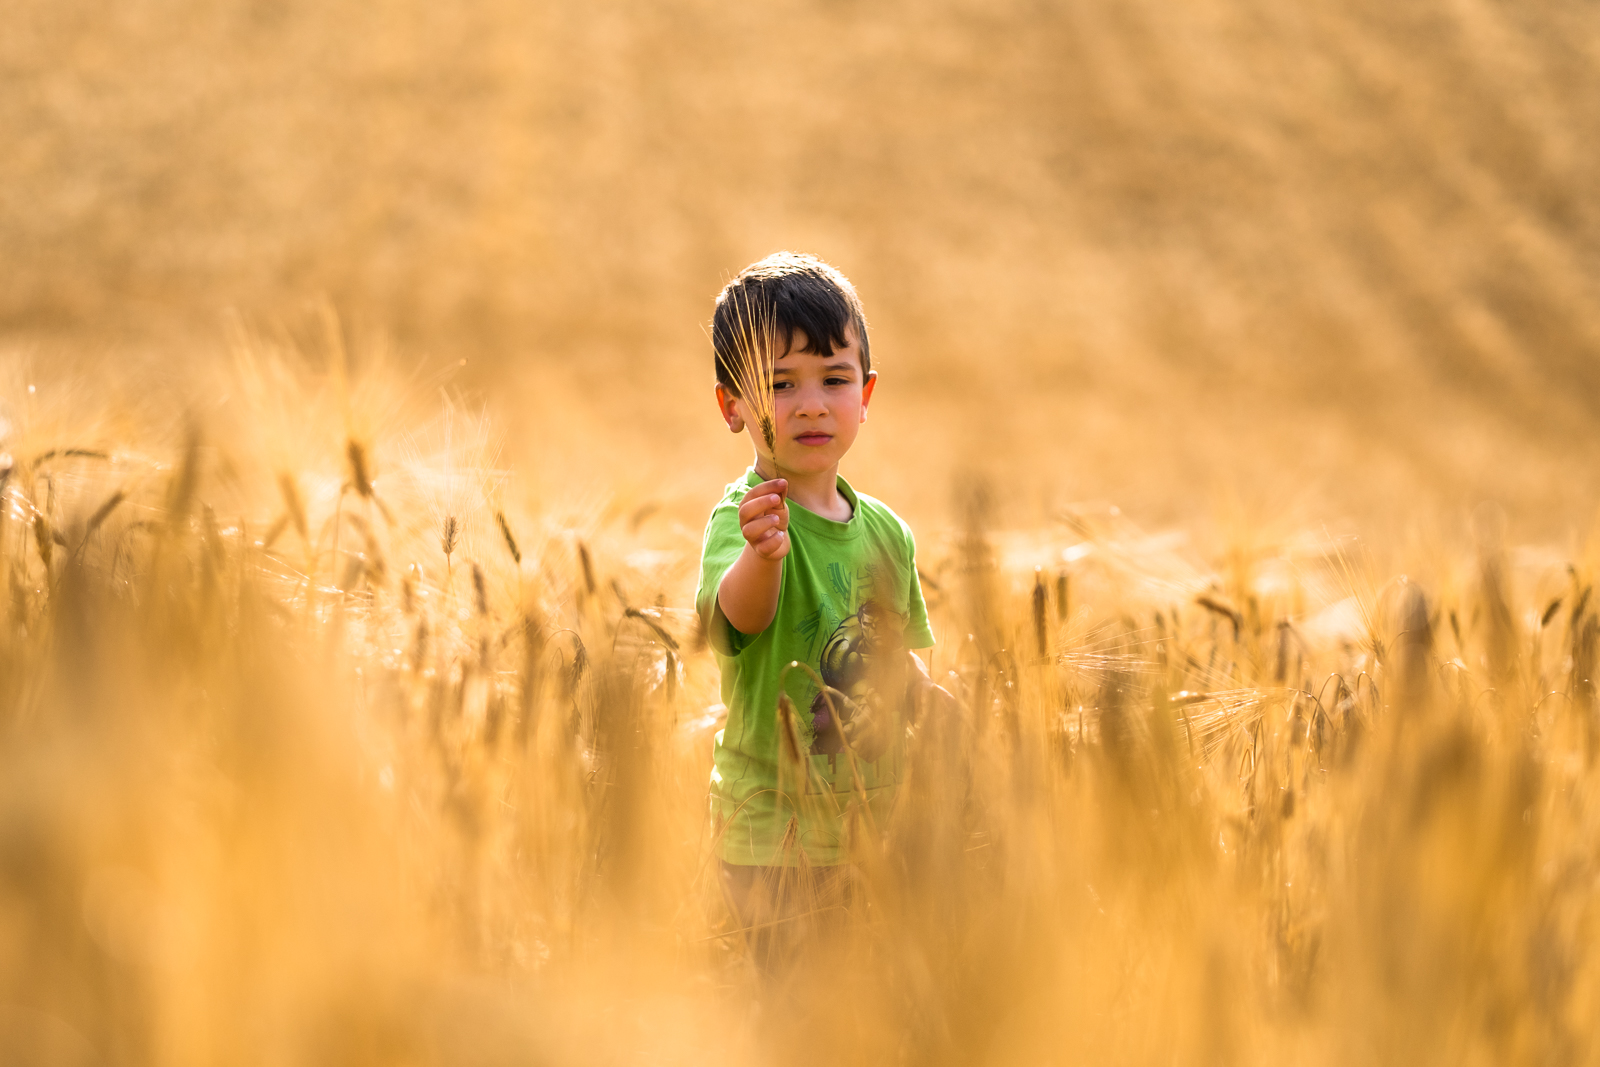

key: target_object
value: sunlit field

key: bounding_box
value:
[4,333,1599,1065]
[6,0,1600,1063]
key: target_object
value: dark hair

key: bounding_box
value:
[711,252,871,394]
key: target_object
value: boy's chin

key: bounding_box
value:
[777,455,839,476]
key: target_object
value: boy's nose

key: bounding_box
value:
[793,385,828,416]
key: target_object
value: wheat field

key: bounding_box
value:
[6,0,1600,1063]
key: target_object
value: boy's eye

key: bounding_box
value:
[773,381,794,391]
[825,377,850,386]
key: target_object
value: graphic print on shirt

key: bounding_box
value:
[802,561,910,764]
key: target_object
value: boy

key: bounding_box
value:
[694,252,939,952]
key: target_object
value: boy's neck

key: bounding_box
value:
[757,458,851,522]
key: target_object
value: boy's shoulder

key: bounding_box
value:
[848,487,918,544]
[705,470,762,519]
[715,471,756,505]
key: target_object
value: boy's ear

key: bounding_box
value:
[859,371,878,422]
[715,383,745,433]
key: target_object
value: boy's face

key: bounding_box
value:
[717,322,877,478]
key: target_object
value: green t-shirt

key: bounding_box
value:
[695,467,935,867]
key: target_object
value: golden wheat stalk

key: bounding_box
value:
[494,510,521,566]
[724,287,784,481]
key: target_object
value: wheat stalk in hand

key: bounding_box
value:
[723,289,784,481]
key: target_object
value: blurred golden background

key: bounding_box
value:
[6,4,1600,1065]
[8,0,1600,537]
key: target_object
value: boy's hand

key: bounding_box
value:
[716,479,789,635]
[738,479,790,560]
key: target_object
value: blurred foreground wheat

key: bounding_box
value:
[1,346,1597,1067]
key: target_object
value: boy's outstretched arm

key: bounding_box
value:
[717,478,789,635]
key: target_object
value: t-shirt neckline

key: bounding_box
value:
[743,467,860,542]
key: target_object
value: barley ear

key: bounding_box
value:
[777,691,805,765]
[723,286,784,481]
[441,515,459,560]
[346,440,373,499]
[495,510,522,565]
[277,473,309,543]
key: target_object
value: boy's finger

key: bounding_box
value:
[737,493,776,518]
[742,513,781,542]
[754,530,788,559]
[750,478,787,499]
[737,493,785,525]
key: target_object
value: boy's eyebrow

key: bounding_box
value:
[772,361,858,376]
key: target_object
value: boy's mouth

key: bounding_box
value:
[794,432,833,446]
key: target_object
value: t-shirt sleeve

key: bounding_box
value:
[903,525,935,650]
[695,498,756,657]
